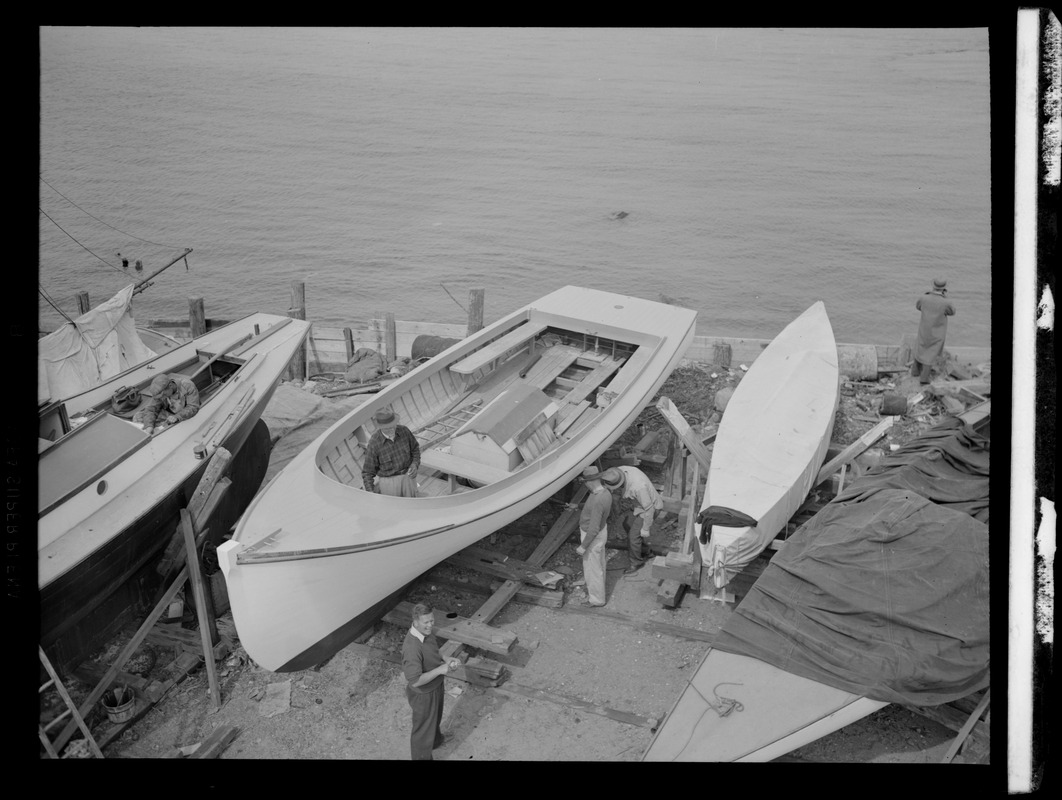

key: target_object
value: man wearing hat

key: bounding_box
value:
[912,278,956,385]
[132,372,200,434]
[362,407,421,497]
[576,466,613,607]
[599,466,664,575]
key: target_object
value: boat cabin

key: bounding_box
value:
[38,348,248,517]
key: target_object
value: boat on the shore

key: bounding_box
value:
[644,402,991,761]
[39,313,311,660]
[219,286,698,672]
[697,301,838,590]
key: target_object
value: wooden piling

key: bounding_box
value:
[468,288,484,336]
[189,297,207,337]
[384,312,396,363]
[76,291,91,315]
[288,280,307,380]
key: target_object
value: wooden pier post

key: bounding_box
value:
[75,291,91,315]
[467,289,484,336]
[288,280,307,380]
[384,312,396,363]
[189,297,207,338]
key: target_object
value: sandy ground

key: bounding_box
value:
[58,362,990,765]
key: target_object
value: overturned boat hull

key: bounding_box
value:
[698,301,838,588]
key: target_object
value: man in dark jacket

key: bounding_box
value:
[401,603,460,760]
[132,373,200,433]
[362,407,421,496]
[912,278,956,384]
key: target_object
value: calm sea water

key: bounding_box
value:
[38,26,992,349]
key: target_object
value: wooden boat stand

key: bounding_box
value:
[49,448,235,756]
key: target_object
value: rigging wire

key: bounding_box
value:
[39,207,130,276]
[39,174,182,249]
[440,283,468,315]
[38,283,76,327]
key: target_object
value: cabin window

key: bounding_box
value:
[96,480,108,495]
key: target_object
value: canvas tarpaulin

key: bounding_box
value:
[712,417,990,706]
[37,285,157,404]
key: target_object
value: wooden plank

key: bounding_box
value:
[814,417,894,486]
[493,682,660,729]
[520,345,582,390]
[439,484,589,662]
[655,397,713,473]
[419,571,565,608]
[145,626,231,660]
[658,579,686,608]
[185,724,240,759]
[450,321,548,375]
[447,545,559,587]
[52,565,191,753]
[553,603,718,643]
[420,448,510,485]
[180,508,221,710]
[383,601,517,655]
[555,400,590,436]
[940,689,991,764]
[681,459,701,555]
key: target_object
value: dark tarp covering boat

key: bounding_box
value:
[712,415,990,707]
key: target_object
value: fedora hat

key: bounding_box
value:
[932,278,947,290]
[581,466,604,482]
[599,468,625,490]
[372,407,399,427]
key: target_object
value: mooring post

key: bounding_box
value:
[384,312,397,363]
[468,288,484,337]
[288,280,307,380]
[189,297,207,338]
[75,291,91,315]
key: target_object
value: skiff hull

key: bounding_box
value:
[220,286,698,672]
[698,301,839,588]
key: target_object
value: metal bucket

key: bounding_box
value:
[102,686,135,724]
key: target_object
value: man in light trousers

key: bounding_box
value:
[576,466,613,607]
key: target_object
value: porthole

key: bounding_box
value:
[97,480,107,495]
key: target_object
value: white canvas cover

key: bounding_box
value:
[37,285,157,404]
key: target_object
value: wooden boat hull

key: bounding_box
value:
[642,648,885,761]
[699,301,838,588]
[220,286,698,672]
[38,314,311,658]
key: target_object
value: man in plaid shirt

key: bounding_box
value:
[362,407,421,497]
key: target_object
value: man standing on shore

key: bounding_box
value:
[402,603,461,760]
[362,407,420,496]
[912,278,956,385]
[576,466,613,607]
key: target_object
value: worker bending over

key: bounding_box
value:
[132,373,200,433]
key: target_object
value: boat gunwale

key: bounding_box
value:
[37,319,309,551]
[230,326,695,560]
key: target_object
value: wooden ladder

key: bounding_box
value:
[39,646,103,759]
[414,399,483,449]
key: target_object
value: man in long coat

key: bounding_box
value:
[913,278,956,384]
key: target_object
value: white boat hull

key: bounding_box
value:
[39,314,311,652]
[699,301,838,588]
[643,648,885,761]
[220,286,698,672]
